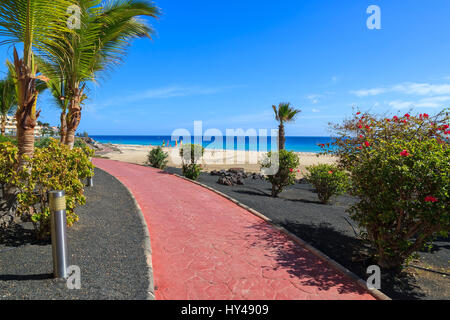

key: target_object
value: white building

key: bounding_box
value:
[3,115,45,136]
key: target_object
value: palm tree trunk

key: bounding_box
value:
[16,125,36,163]
[278,123,285,150]
[60,110,67,143]
[65,127,76,149]
[1,115,6,136]
[13,48,39,164]
[64,92,82,149]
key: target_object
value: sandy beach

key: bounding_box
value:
[99,144,338,177]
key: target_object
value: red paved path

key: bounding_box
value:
[94,159,375,300]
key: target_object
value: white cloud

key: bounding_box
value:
[393,83,450,95]
[388,96,450,109]
[351,88,388,97]
[388,100,414,110]
[311,108,320,113]
[351,82,450,97]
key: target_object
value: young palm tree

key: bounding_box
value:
[44,0,160,149]
[38,59,70,143]
[0,0,72,162]
[272,102,301,150]
[0,71,17,136]
[49,77,70,143]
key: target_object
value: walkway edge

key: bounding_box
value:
[171,173,391,301]
[96,167,156,300]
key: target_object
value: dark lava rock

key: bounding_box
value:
[217,177,233,186]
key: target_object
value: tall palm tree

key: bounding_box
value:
[0,0,72,162]
[272,102,301,150]
[0,71,17,136]
[43,0,160,149]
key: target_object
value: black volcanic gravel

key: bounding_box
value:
[165,166,450,300]
[0,168,151,300]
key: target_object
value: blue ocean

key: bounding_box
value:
[90,136,333,153]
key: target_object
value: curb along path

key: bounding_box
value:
[93,159,375,300]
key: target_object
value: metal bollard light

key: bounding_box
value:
[49,190,69,279]
[86,176,93,187]
[87,158,94,187]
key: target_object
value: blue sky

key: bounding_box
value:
[1,0,450,136]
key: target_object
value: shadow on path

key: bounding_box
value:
[281,221,426,300]
[244,221,369,296]
[0,274,53,282]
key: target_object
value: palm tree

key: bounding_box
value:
[42,64,70,143]
[0,0,72,162]
[272,102,301,150]
[0,71,17,135]
[43,0,160,149]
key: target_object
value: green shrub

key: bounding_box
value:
[326,110,450,269]
[305,164,349,204]
[0,139,95,238]
[147,146,168,169]
[179,144,205,164]
[0,135,17,145]
[74,138,87,149]
[181,163,202,181]
[260,149,299,197]
[35,137,52,148]
[179,144,204,180]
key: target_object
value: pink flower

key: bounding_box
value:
[364,141,370,147]
[328,171,333,174]
[289,169,294,172]
[400,150,410,157]
[423,113,429,119]
[445,131,450,135]
[404,113,410,118]
[356,112,361,115]
[424,196,438,203]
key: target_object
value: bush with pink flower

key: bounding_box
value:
[324,109,450,269]
[305,164,350,204]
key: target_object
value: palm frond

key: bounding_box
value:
[274,102,301,123]
[0,69,17,116]
[0,0,74,65]
[47,0,160,98]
